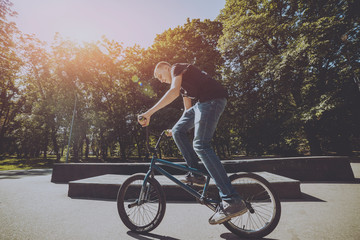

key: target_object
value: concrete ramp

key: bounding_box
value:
[68,172,301,201]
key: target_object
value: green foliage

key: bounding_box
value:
[218,0,360,155]
[0,0,359,164]
[0,155,58,170]
[0,0,23,154]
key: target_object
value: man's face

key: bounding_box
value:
[156,67,171,84]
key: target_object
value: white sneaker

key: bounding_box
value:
[209,200,247,225]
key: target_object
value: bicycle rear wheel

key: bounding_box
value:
[117,173,166,233]
[223,173,281,238]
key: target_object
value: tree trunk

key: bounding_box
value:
[304,121,322,155]
[73,140,79,162]
[51,126,60,162]
[85,136,90,160]
[43,126,49,159]
[119,139,127,161]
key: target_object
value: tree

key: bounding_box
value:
[16,35,62,160]
[0,0,23,155]
[218,0,360,155]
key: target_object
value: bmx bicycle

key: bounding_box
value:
[117,127,281,239]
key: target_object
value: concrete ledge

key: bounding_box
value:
[68,172,301,200]
[221,156,355,182]
[52,156,355,183]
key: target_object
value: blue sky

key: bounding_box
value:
[10,0,226,48]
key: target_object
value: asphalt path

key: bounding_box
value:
[1,165,360,240]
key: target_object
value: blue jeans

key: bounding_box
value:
[172,98,240,202]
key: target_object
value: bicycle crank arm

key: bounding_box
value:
[245,201,255,214]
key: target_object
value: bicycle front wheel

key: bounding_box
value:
[117,173,166,233]
[223,173,281,239]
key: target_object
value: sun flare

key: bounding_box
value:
[11,0,225,47]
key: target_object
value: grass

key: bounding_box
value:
[0,156,61,171]
[0,155,146,171]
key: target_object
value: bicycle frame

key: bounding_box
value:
[138,128,219,210]
[119,126,281,238]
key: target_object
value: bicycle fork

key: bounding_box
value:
[131,170,154,207]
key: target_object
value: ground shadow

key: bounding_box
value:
[69,192,326,203]
[127,231,279,240]
[69,191,326,203]
[280,192,326,202]
[69,197,116,202]
[220,232,278,240]
[0,169,52,180]
[127,231,180,240]
[301,179,360,184]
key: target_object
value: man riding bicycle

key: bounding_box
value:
[138,62,247,224]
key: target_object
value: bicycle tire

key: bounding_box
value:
[222,173,281,238]
[117,173,166,233]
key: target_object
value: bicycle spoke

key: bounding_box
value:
[118,175,165,231]
[224,174,280,238]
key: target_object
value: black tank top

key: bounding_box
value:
[171,63,228,102]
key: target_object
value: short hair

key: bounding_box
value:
[154,61,171,79]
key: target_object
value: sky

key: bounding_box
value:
[9,0,226,48]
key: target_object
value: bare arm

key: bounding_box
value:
[139,75,182,126]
